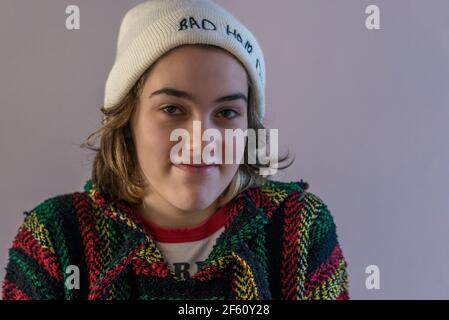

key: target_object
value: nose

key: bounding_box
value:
[186,118,222,165]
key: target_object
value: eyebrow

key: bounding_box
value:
[149,87,248,104]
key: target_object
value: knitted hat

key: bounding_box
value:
[103,0,266,119]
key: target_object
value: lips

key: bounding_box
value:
[173,163,219,174]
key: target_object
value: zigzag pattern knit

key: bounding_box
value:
[2,179,349,300]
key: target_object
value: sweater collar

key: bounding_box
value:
[82,179,275,299]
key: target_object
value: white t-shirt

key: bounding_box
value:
[143,207,227,280]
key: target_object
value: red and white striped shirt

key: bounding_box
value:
[143,206,227,280]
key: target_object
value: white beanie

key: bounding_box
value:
[104,0,266,119]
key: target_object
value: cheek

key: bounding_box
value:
[134,123,173,170]
[219,128,248,165]
[222,163,240,179]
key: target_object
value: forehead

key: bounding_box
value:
[144,45,249,94]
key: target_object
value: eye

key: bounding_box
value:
[217,108,240,119]
[161,105,183,115]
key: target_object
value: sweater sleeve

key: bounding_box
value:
[2,208,65,300]
[302,192,350,300]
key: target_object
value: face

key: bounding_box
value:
[130,45,249,214]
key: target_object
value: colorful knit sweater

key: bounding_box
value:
[2,179,349,300]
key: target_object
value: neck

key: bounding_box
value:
[138,193,220,229]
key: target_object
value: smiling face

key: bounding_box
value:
[130,45,249,218]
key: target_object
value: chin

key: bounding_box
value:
[169,193,216,212]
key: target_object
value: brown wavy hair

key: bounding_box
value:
[80,44,294,207]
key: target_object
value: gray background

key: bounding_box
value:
[1,0,448,299]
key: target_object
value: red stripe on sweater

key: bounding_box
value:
[337,290,350,300]
[12,228,63,281]
[280,190,305,300]
[74,194,105,291]
[307,245,344,285]
[303,245,346,298]
[88,242,146,299]
[2,280,32,300]
[132,256,170,278]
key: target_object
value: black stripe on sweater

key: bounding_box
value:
[265,203,285,300]
[5,247,64,299]
[56,193,90,299]
[134,274,231,299]
[307,224,338,272]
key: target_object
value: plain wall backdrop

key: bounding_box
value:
[1,0,448,299]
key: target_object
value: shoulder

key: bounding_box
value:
[22,189,86,226]
[244,179,309,208]
[246,179,329,214]
[245,179,339,236]
[24,179,99,224]
[25,193,75,220]
[4,188,91,299]
[17,187,92,252]
[13,187,95,269]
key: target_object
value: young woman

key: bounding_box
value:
[2,0,349,300]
